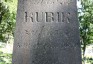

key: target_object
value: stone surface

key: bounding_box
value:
[12,0,82,64]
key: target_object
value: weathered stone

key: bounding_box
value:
[12,0,82,64]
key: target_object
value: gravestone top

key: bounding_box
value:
[12,0,82,64]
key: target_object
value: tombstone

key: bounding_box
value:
[12,0,82,64]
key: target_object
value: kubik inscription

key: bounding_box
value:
[25,12,70,22]
[12,0,82,64]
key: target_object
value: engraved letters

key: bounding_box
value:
[25,12,70,23]
[46,12,54,22]
[29,0,71,5]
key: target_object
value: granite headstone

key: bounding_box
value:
[12,0,82,64]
